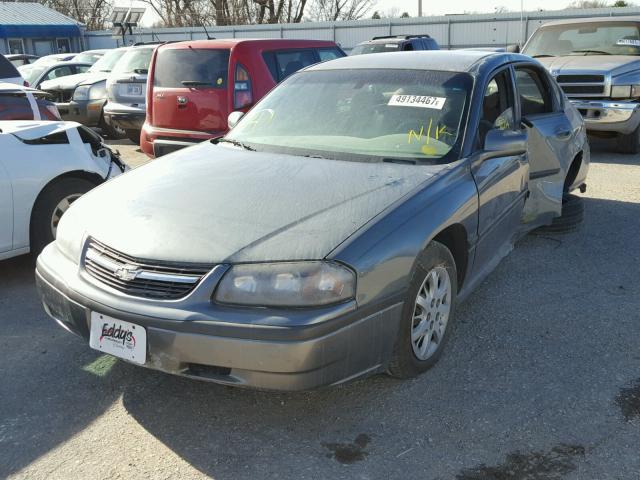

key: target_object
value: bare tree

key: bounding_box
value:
[38,0,113,30]
[308,0,375,21]
[566,0,609,7]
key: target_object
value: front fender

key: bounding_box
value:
[329,160,478,308]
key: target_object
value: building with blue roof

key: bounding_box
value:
[0,2,83,56]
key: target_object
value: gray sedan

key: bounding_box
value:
[36,51,589,391]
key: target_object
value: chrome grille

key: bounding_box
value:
[83,238,212,300]
[555,74,607,98]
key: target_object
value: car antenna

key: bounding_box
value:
[201,23,214,40]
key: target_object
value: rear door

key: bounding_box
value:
[513,63,573,227]
[150,48,231,133]
[0,158,13,253]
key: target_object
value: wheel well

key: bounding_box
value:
[433,224,468,290]
[564,151,583,193]
[29,170,103,237]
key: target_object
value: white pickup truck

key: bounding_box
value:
[0,121,125,260]
[523,16,640,153]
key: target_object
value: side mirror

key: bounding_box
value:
[484,129,527,155]
[228,111,244,129]
[506,44,521,53]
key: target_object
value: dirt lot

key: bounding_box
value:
[1,139,639,479]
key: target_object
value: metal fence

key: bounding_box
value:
[84,6,640,52]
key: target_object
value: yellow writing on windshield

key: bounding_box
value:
[408,120,454,145]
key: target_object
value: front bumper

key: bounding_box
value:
[103,102,145,131]
[570,99,640,134]
[35,243,402,391]
[58,99,105,127]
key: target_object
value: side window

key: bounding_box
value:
[403,42,414,51]
[479,70,515,148]
[515,67,553,116]
[45,66,73,81]
[273,49,318,81]
[317,48,343,62]
[76,65,91,74]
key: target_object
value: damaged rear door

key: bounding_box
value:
[513,63,578,228]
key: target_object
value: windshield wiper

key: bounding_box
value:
[532,54,555,58]
[216,138,255,151]
[569,49,611,55]
[383,157,417,165]
[181,80,211,87]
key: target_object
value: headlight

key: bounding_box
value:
[214,262,356,307]
[73,84,106,101]
[73,85,90,101]
[611,85,636,99]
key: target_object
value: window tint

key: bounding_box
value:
[515,68,553,116]
[154,48,230,88]
[0,55,20,79]
[318,48,343,62]
[403,43,414,51]
[480,70,515,148]
[272,49,318,81]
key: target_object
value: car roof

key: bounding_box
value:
[0,81,42,93]
[159,38,338,50]
[307,50,501,73]
[0,120,79,138]
[540,15,640,27]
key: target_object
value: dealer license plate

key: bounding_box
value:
[89,312,147,365]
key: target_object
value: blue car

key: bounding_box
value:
[36,51,589,390]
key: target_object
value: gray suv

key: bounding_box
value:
[351,35,439,55]
[103,43,158,144]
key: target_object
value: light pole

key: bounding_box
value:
[520,0,524,46]
[418,0,422,17]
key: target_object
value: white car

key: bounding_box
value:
[0,121,126,260]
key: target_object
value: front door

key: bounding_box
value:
[0,159,13,253]
[515,64,574,228]
[471,67,529,277]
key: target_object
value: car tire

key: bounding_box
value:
[536,194,584,234]
[30,178,97,257]
[387,241,458,379]
[125,129,141,145]
[616,125,640,154]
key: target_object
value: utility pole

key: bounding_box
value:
[418,0,422,17]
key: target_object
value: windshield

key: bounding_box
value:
[74,51,104,64]
[111,48,154,74]
[226,69,472,163]
[351,43,401,55]
[523,22,640,57]
[89,49,126,73]
[22,65,47,84]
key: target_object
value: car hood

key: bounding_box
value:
[58,142,440,264]
[537,55,640,77]
[39,71,107,91]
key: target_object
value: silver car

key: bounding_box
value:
[36,51,589,391]
[103,44,157,144]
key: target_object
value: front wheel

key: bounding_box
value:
[30,178,97,256]
[387,241,458,378]
[616,124,640,154]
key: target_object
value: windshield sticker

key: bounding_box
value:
[388,94,446,110]
[616,38,640,46]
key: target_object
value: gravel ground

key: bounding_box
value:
[1,139,639,480]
